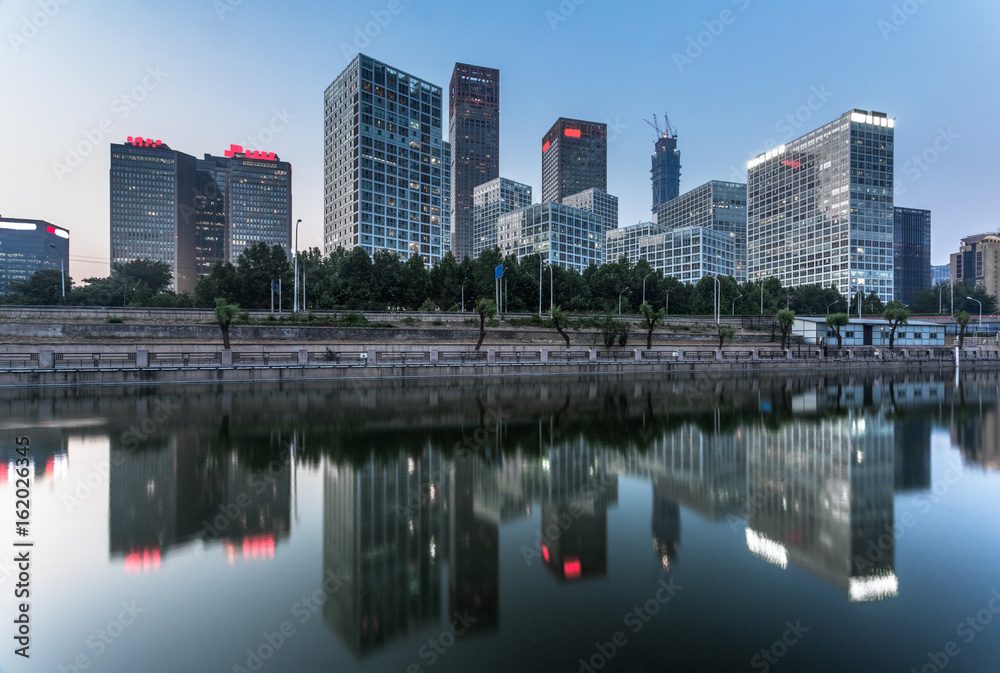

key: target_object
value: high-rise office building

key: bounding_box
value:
[220,144,292,263]
[472,177,531,258]
[110,138,197,292]
[747,109,896,303]
[563,187,618,232]
[892,207,931,305]
[0,218,70,295]
[449,63,499,261]
[605,221,668,266]
[496,202,602,272]
[637,226,737,283]
[194,155,229,276]
[541,118,607,203]
[651,132,681,216]
[324,54,451,263]
[951,232,1000,300]
[657,180,747,282]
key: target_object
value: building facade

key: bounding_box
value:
[893,207,931,305]
[747,109,896,303]
[657,180,747,282]
[541,118,607,203]
[449,63,499,261]
[472,177,531,258]
[605,221,668,266]
[637,226,736,283]
[0,218,70,295]
[324,54,451,264]
[792,317,945,346]
[496,202,602,272]
[951,232,1000,300]
[110,138,198,292]
[932,263,950,285]
[651,133,681,216]
[563,187,618,231]
[221,145,292,263]
[194,156,229,276]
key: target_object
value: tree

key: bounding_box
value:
[550,305,571,349]
[617,321,630,349]
[401,254,429,310]
[639,301,665,350]
[776,309,795,349]
[955,311,972,349]
[113,259,172,295]
[214,298,240,350]
[717,325,736,349]
[4,269,72,305]
[825,313,850,348]
[474,298,495,351]
[600,315,620,349]
[882,302,910,350]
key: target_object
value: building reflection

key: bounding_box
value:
[0,428,69,486]
[953,401,1000,471]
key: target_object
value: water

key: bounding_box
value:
[1,372,999,673]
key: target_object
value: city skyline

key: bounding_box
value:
[2,0,998,281]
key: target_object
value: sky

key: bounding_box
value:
[2,0,998,281]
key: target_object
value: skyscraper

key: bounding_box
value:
[651,132,681,216]
[449,63,499,261]
[496,202,602,272]
[563,187,618,232]
[471,177,531,258]
[657,180,747,281]
[0,218,70,295]
[221,144,292,263]
[194,155,229,276]
[951,232,1000,299]
[892,207,931,305]
[541,118,607,203]
[747,109,896,303]
[324,54,451,264]
[110,137,197,292]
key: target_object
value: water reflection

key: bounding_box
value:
[2,371,998,670]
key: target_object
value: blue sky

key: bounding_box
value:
[1,0,997,280]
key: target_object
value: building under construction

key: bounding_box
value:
[648,113,681,218]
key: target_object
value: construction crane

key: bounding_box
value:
[644,112,677,139]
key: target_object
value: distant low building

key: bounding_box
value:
[0,217,70,295]
[951,232,1000,301]
[792,317,945,347]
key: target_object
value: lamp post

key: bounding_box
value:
[732,294,742,316]
[547,262,553,312]
[967,296,983,331]
[760,284,764,315]
[665,289,669,316]
[827,301,837,315]
[49,244,65,302]
[461,280,465,313]
[293,219,301,313]
[642,271,653,306]
[939,284,943,314]
[619,287,630,316]
[712,276,720,324]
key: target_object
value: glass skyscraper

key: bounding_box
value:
[496,202,602,273]
[223,146,292,263]
[563,187,619,232]
[892,207,931,305]
[195,155,229,276]
[651,133,681,216]
[324,54,451,264]
[657,180,747,282]
[472,177,531,258]
[747,109,895,303]
[449,63,499,261]
[0,218,70,295]
[541,118,607,204]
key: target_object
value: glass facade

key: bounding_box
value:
[657,180,747,282]
[637,226,736,282]
[472,177,531,258]
[496,202,602,273]
[449,63,499,261]
[324,55,451,264]
[541,118,607,204]
[747,109,895,303]
[0,218,70,294]
[892,207,931,305]
[650,134,681,215]
[605,221,668,265]
[194,157,228,276]
[227,153,292,263]
[109,142,197,292]
[563,187,618,232]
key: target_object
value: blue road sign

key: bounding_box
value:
[495,264,504,279]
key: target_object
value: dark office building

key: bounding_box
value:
[0,218,70,295]
[651,132,681,215]
[195,156,229,276]
[541,118,607,203]
[449,63,499,261]
[893,207,931,305]
[110,138,197,293]
[222,144,292,263]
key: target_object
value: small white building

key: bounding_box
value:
[792,317,946,347]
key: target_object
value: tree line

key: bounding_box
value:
[3,242,997,318]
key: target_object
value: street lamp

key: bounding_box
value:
[48,244,65,302]
[293,219,302,313]
[712,276,720,324]
[642,271,653,306]
[619,287,630,316]
[827,301,837,315]
[967,296,983,332]
[665,289,669,316]
[461,280,465,313]
[732,294,742,316]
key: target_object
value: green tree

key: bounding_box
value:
[214,297,240,350]
[372,249,404,309]
[955,311,972,349]
[882,302,910,350]
[550,305,571,348]
[776,308,796,349]
[232,242,292,309]
[113,259,172,295]
[639,301,665,350]
[717,325,736,349]
[4,269,72,305]
[474,298,495,351]
[401,253,430,310]
[825,313,850,348]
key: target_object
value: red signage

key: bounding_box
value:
[127,136,163,148]
[542,141,551,153]
[782,160,801,171]
[46,226,56,234]
[124,548,161,573]
[224,144,276,161]
[564,128,581,138]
